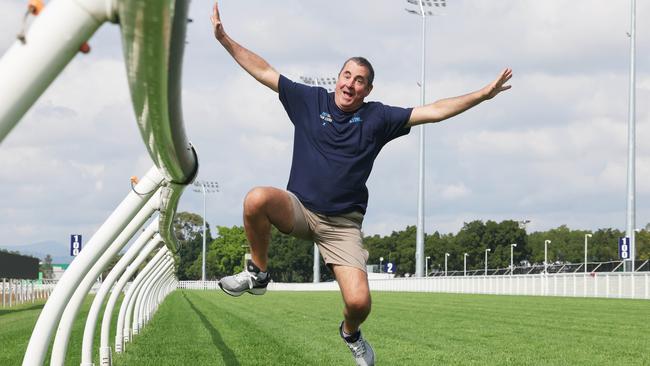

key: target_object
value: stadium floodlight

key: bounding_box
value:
[625,0,637,273]
[463,253,468,276]
[518,219,531,230]
[544,240,552,274]
[299,75,336,92]
[403,0,447,277]
[510,244,517,275]
[425,256,431,277]
[192,180,219,282]
[484,248,491,276]
[584,234,592,273]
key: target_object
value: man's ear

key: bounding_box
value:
[365,84,373,96]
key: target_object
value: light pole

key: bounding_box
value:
[192,180,219,282]
[625,0,637,273]
[510,243,517,275]
[380,257,384,273]
[544,240,551,274]
[425,256,430,277]
[484,249,490,276]
[404,0,447,277]
[584,234,592,273]
[463,253,468,276]
[444,253,449,276]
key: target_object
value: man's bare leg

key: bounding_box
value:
[242,186,294,271]
[333,265,375,365]
[332,265,371,334]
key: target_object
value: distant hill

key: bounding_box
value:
[0,240,72,264]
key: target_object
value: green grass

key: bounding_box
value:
[1,291,649,365]
[0,295,123,365]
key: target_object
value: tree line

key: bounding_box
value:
[174,212,650,281]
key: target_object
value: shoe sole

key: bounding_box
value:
[218,282,267,297]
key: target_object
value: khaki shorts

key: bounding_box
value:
[286,191,368,272]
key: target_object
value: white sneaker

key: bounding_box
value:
[340,322,375,366]
[218,269,270,297]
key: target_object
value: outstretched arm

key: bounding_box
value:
[406,68,513,127]
[211,2,280,93]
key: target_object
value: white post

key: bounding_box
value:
[444,253,449,277]
[134,259,171,335]
[22,166,163,366]
[52,190,162,366]
[0,0,115,143]
[484,249,491,275]
[132,256,171,336]
[426,256,431,277]
[463,253,468,277]
[81,218,160,366]
[313,244,320,283]
[544,240,551,274]
[108,235,163,358]
[584,234,592,273]
[510,243,517,275]
[117,247,168,350]
[201,183,207,282]
[625,0,637,272]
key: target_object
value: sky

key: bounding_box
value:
[0,0,649,250]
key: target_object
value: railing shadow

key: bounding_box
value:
[0,303,44,316]
[182,292,240,366]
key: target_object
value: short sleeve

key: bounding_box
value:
[278,75,316,127]
[380,104,413,144]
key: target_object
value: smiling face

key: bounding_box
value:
[334,60,373,112]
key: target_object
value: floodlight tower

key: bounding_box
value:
[404,0,447,278]
[192,180,219,282]
[625,0,637,272]
[299,76,336,92]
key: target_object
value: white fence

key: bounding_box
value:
[178,272,650,300]
[1,279,56,307]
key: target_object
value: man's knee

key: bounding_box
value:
[243,187,271,216]
[345,294,371,318]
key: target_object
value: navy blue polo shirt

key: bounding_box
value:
[278,75,412,215]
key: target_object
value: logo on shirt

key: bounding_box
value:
[349,115,363,124]
[320,112,333,125]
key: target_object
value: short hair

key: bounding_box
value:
[339,57,375,87]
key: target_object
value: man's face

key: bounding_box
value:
[334,61,373,112]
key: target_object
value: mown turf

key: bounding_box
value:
[112,291,649,366]
[1,291,648,365]
[0,295,123,365]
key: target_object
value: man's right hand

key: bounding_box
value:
[211,2,225,41]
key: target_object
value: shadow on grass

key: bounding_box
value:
[182,293,240,366]
[0,303,44,316]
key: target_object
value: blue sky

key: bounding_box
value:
[1,0,649,249]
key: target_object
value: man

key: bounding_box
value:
[210,3,512,365]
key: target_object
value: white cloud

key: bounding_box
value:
[1,0,649,249]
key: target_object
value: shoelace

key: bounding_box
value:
[234,271,258,289]
[348,339,367,358]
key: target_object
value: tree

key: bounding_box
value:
[41,254,54,279]
[173,211,212,280]
[205,225,248,279]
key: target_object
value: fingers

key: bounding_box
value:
[211,2,219,24]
